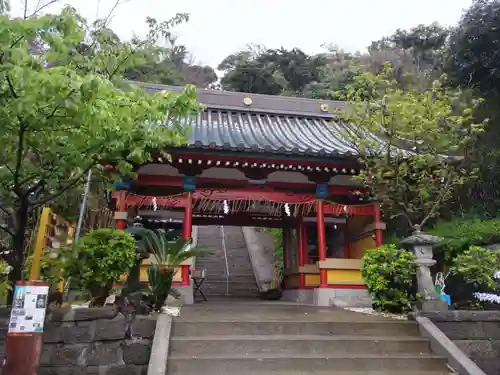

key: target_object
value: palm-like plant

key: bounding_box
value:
[133,229,206,311]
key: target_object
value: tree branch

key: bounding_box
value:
[25,0,60,19]
[33,163,95,207]
[0,224,14,237]
[419,172,454,229]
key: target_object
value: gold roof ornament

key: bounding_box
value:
[243,97,252,106]
[320,104,329,112]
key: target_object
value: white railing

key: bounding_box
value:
[220,225,230,296]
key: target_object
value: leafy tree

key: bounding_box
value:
[0,7,200,291]
[443,0,500,212]
[371,23,449,71]
[336,64,484,233]
[218,46,326,95]
[445,0,500,97]
[123,25,217,88]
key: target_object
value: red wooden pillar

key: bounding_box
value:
[183,192,193,241]
[298,222,306,288]
[114,191,128,230]
[373,202,383,246]
[316,200,328,288]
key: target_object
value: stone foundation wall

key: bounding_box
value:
[0,307,157,375]
[424,311,500,375]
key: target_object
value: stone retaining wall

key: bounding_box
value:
[424,311,500,375]
[0,307,157,375]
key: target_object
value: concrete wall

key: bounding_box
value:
[242,227,276,292]
[0,307,157,375]
[424,311,500,375]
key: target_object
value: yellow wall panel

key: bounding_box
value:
[305,274,320,286]
[327,269,363,284]
[350,236,376,259]
[121,265,182,283]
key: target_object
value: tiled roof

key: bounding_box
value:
[132,81,385,158]
[185,110,357,157]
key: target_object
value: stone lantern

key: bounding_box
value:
[400,227,448,312]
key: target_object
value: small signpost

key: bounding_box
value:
[3,280,49,375]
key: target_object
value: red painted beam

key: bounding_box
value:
[124,189,374,217]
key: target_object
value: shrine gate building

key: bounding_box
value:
[112,82,385,306]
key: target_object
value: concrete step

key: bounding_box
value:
[203,272,256,279]
[171,320,420,337]
[200,289,260,297]
[169,371,450,375]
[201,283,259,294]
[169,335,431,356]
[167,354,447,373]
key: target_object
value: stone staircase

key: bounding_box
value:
[195,226,260,298]
[168,302,450,375]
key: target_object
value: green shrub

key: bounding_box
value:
[429,216,500,263]
[361,244,417,313]
[73,228,138,294]
[448,246,500,309]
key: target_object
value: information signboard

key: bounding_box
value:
[8,282,49,334]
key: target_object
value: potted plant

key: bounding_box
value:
[133,229,206,312]
[72,228,138,306]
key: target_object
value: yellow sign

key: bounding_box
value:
[30,208,74,290]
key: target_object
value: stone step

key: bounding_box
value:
[169,335,431,356]
[201,281,258,291]
[167,354,447,373]
[199,289,260,297]
[169,370,450,375]
[171,320,420,337]
[204,277,258,284]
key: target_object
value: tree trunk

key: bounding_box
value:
[6,202,29,305]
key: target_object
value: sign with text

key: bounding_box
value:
[8,281,49,335]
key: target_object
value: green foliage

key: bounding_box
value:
[132,229,206,310]
[448,246,500,309]
[140,265,179,312]
[25,246,76,289]
[0,7,200,280]
[268,228,284,262]
[361,244,417,313]
[429,216,500,263]
[445,0,500,97]
[139,228,206,266]
[0,260,12,302]
[218,47,326,95]
[336,63,485,231]
[123,16,217,88]
[72,229,138,291]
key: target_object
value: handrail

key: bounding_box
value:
[220,225,230,296]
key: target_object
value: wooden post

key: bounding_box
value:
[183,192,193,241]
[316,200,327,288]
[4,280,49,375]
[114,191,128,230]
[373,203,383,246]
[298,222,306,288]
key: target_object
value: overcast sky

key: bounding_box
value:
[15,0,473,68]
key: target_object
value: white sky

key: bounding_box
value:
[14,0,473,68]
